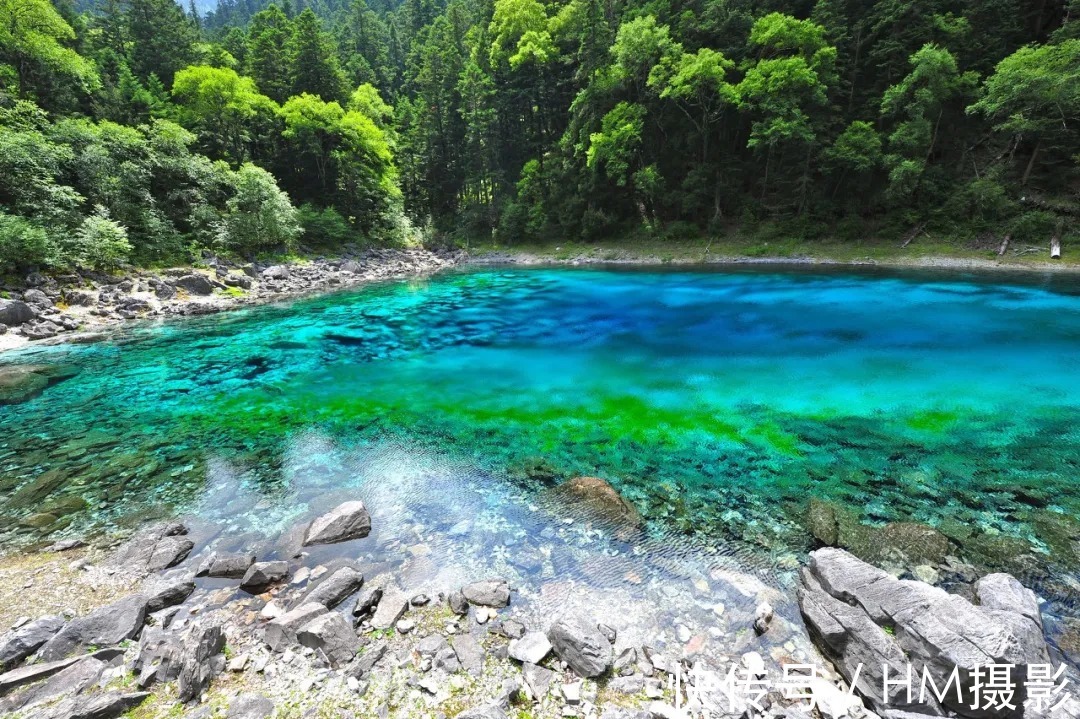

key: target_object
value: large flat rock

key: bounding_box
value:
[798,547,1050,718]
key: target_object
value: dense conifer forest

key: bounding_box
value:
[1,0,1078,271]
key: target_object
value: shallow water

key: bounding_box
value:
[2,265,1080,650]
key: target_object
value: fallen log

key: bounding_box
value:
[900,222,927,248]
[997,233,1011,257]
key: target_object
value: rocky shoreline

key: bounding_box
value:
[0,491,1077,719]
[0,247,464,353]
[468,249,1080,273]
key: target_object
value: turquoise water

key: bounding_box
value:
[2,265,1080,614]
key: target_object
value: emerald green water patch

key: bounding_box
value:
[2,265,1080,608]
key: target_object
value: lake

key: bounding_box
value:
[2,265,1079,654]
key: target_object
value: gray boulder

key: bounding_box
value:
[798,547,1050,717]
[296,612,360,667]
[40,690,149,719]
[176,623,226,702]
[173,274,214,295]
[106,522,193,577]
[22,289,52,307]
[451,633,485,677]
[227,694,275,719]
[0,648,122,694]
[145,579,195,613]
[456,707,508,719]
[370,587,408,629]
[1,655,107,714]
[345,640,387,678]
[461,579,510,608]
[0,615,65,670]
[196,551,255,578]
[240,561,290,592]
[303,501,371,545]
[508,632,552,665]
[132,627,185,687]
[261,265,290,280]
[295,566,363,610]
[353,585,383,619]
[264,603,329,652]
[37,595,149,662]
[0,300,35,326]
[447,590,469,616]
[547,615,612,678]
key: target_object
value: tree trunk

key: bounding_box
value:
[900,222,927,248]
[997,233,1011,256]
[1021,139,1041,187]
[1051,219,1063,259]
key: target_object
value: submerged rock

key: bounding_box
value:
[550,476,643,534]
[0,364,78,406]
[798,547,1048,717]
[806,499,952,565]
[461,579,510,608]
[303,501,372,546]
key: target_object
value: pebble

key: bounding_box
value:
[396,619,416,634]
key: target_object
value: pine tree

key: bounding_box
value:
[247,4,293,102]
[126,0,198,86]
[287,9,348,102]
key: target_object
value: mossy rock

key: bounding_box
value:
[807,497,840,546]
[6,469,68,509]
[0,365,49,405]
[40,494,90,518]
[1029,510,1080,567]
[805,498,951,565]
[20,512,59,529]
[0,363,79,405]
[962,532,1044,578]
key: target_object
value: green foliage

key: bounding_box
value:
[827,121,882,173]
[588,102,645,187]
[126,0,198,86]
[70,205,132,268]
[297,203,353,246]
[172,65,280,162]
[2,0,1079,264]
[0,0,99,96]
[0,212,56,272]
[221,163,301,252]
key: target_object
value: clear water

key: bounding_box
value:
[2,265,1080,643]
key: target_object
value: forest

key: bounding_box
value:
[0,0,1078,272]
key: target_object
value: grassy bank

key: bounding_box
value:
[464,227,1080,270]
